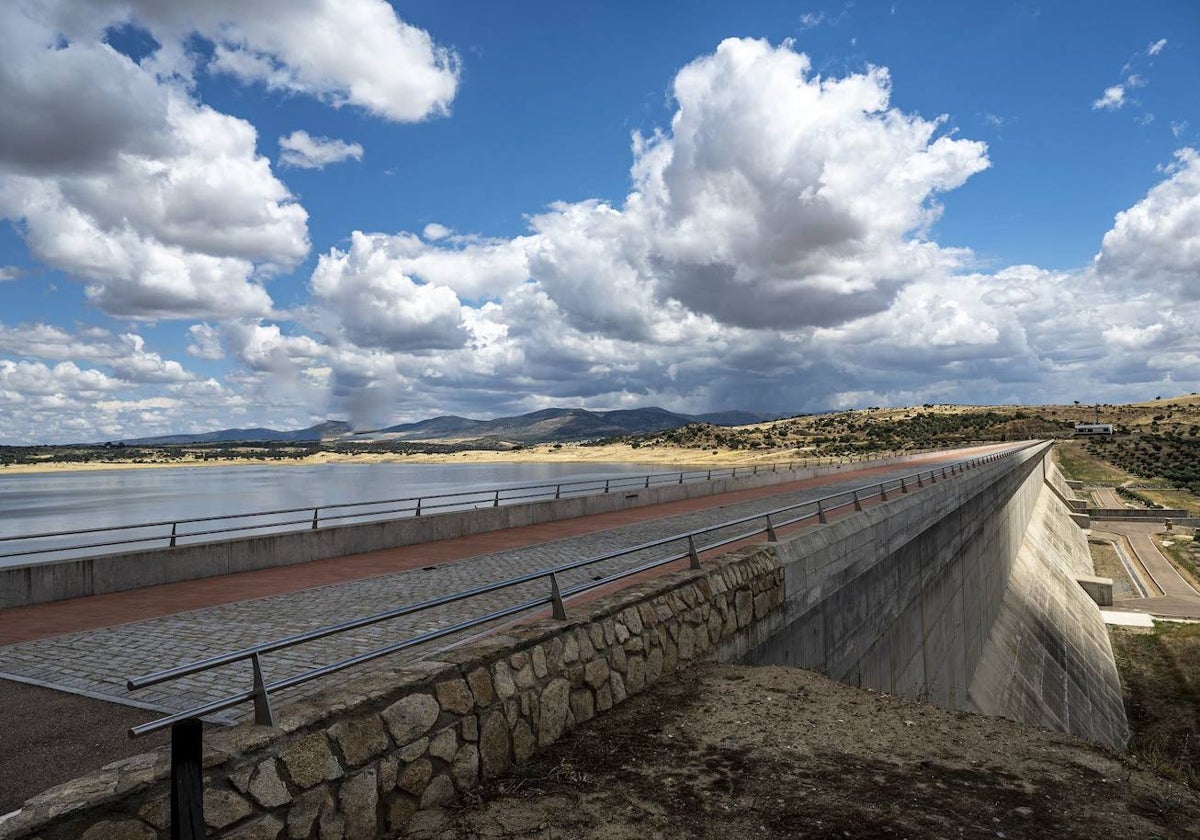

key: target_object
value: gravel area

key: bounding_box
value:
[0,679,167,815]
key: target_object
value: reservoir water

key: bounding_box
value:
[0,461,669,567]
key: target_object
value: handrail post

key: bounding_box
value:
[604,479,610,494]
[311,508,319,530]
[707,469,712,481]
[732,467,736,478]
[549,573,567,620]
[879,483,888,502]
[170,719,205,839]
[250,652,276,727]
[687,535,702,569]
[555,485,561,500]
[853,490,862,512]
[817,500,828,524]
[169,522,177,548]
[901,477,909,494]
[930,469,937,484]
[416,498,422,516]
[753,465,758,475]
[765,514,778,543]
[679,472,684,484]
[942,467,948,479]
[645,475,650,489]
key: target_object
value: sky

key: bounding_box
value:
[0,0,1198,444]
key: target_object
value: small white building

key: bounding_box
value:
[1074,423,1114,436]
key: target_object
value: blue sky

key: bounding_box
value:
[0,0,1197,443]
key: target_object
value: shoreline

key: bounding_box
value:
[0,442,808,476]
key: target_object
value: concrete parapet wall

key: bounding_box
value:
[0,539,785,839]
[1087,508,1187,521]
[738,444,1128,749]
[0,451,945,610]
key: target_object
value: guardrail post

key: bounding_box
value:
[416,498,422,516]
[645,475,651,489]
[901,477,909,494]
[679,472,684,484]
[942,467,948,479]
[555,485,561,500]
[853,490,862,512]
[732,467,736,478]
[879,483,888,502]
[549,573,568,620]
[707,470,712,481]
[916,472,924,488]
[250,653,276,727]
[687,535,702,569]
[817,500,828,524]
[169,522,177,548]
[170,718,205,840]
[765,515,779,543]
[753,465,758,475]
[604,480,610,494]
[311,508,319,530]
[930,470,937,484]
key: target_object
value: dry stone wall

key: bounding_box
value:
[0,549,783,840]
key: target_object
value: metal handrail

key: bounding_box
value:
[0,447,952,561]
[125,443,1036,737]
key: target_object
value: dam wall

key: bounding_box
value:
[0,443,1128,839]
[733,442,1128,748]
[0,449,958,609]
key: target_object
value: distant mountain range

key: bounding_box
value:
[119,407,769,446]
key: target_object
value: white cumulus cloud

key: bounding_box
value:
[1093,85,1127,110]
[279,131,364,169]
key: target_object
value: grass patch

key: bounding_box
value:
[1155,533,1200,591]
[1140,487,1200,516]
[1111,622,1200,787]
[1053,442,1132,484]
[1089,540,1138,599]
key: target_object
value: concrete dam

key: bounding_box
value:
[1,441,1128,839]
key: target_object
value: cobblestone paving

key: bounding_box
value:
[0,456,982,725]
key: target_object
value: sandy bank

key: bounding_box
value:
[0,442,817,476]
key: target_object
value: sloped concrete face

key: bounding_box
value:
[967,471,1128,748]
[736,445,1128,750]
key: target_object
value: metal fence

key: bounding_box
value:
[1,448,950,564]
[124,443,1030,738]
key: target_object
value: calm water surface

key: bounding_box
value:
[0,461,668,566]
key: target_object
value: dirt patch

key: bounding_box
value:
[404,664,1200,839]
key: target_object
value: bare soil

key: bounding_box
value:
[403,664,1200,840]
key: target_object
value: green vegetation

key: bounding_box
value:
[629,409,1070,456]
[1087,434,1200,494]
[1111,622,1200,788]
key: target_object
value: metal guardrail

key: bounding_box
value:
[0,448,950,563]
[124,443,1032,738]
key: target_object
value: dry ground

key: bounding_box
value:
[401,664,1200,840]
